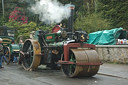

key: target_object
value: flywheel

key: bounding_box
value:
[22,39,41,71]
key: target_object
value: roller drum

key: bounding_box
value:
[62,49,100,77]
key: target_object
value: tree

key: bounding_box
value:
[98,0,128,29]
[74,12,111,33]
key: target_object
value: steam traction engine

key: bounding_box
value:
[20,27,102,77]
[20,5,102,77]
[0,26,20,64]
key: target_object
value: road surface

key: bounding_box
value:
[0,63,128,85]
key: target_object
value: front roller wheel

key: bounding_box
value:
[62,49,100,77]
[22,39,41,71]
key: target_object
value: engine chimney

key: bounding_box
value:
[67,5,75,33]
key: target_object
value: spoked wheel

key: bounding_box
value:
[22,39,41,71]
[62,49,100,77]
[4,47,11,65]
[61,50,76,77]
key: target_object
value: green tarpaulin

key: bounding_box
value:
[87,27,126,45]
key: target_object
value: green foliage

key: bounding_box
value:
[97,0,128,29]
[74,12,112,33]
[5,21,53,43]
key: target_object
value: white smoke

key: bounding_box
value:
[30,0,71,24]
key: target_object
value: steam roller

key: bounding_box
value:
[20,30,102,78]
[19,5,102,77]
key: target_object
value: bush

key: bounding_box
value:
[5,21,53,43]
[74,12,112,33]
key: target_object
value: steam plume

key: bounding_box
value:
[30,0,71,24]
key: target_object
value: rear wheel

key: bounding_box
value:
[22,39,41,71]
[4,47,11,65]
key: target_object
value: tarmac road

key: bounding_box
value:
[0,63,128,85]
